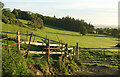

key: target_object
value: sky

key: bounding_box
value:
[1,0,120,26]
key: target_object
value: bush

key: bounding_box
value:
[2,48,35,76]
[2,15,9,24]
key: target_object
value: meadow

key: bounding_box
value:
[2,19,118,49]
[2,20,120,75]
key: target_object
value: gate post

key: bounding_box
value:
[76,42,79,60]
[17,31,20,52]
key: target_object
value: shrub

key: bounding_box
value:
[2,48,35,76]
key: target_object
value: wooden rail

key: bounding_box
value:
[20,51,65,55]
[2,31,119,65]
[21,41,65,47]
[2,31,76,61]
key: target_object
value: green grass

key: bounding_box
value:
[2,21,118,50]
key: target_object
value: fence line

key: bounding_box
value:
[2,31,118,62]
[2,31,60,43]
[2,31,75,62]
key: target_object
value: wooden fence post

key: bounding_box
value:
[60,40,63,55]
[76,42,79,60]
[45,35,47,43]
[26,32,33,58]
[73,46,76,60]
[65,44,68,57]
[17,31,20,52]
[47,39,50,63]
[33,34,36,42]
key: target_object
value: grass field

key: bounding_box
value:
[2,20,118,49]
[2,20,120,75]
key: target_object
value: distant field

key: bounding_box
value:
[2,20,118,51]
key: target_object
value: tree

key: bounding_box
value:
[80,26,87,35]
[111,29,118,37]
[12,8,19,18]
[27,14,44,30]
[2,8,15,19]
[2,14,9,24]
[0,1,4,9]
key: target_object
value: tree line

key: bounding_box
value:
[43,16,94,35]
[95,28,119,37]
[1,2,119,37]
[1,2,94,35]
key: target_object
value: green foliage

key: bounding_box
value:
[2,22,118,49]
[0,1,4,9]
[12,9,19,18]
[79,49,120,67]
[2,8,15,19]
[2,14,9,24]
[2,48,35,76]
[44,16,94,33]
[2,7,44,30]
[75,60,83,66]
[80,26,87,35]
[27,17,44,29]
[58,57,79,75]
[111,29,118,37]
[95,28,119,37]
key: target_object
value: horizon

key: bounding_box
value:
[1,0,119,26]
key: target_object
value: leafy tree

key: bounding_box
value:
[80,26,87,35]
[0,1,4,9]
[111,29,118,37]
[2,8,15,19]
[96,28,104,34]
[2,14,9,24]
[18,11,32,20]
[27,14,44,29]
[12,8,19,18]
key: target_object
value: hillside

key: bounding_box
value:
[2,19,118,49]
[1,1,120,76]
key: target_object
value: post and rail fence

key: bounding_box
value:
[1,31,118,62]
[1,31,79,62]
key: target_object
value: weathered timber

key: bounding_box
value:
[47,39,50,62]
[44,48,60,49]
[20,51,65,54]
[61,48,73,51]
[21,41,65,47]
[2,35,17,40]
[17,31,20,52]
[76,42,79,60]
[32,56,44,59]
[65,44,68,57]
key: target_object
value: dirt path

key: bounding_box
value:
[29,64,43,76]
[74,66,120,75]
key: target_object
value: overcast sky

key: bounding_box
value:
[1,0,119,26]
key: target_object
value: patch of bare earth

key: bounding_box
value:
[74,66,120,75]
[29,64,43,76]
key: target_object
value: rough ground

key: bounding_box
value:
[74,66,120,75]
[29,64,43,75]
